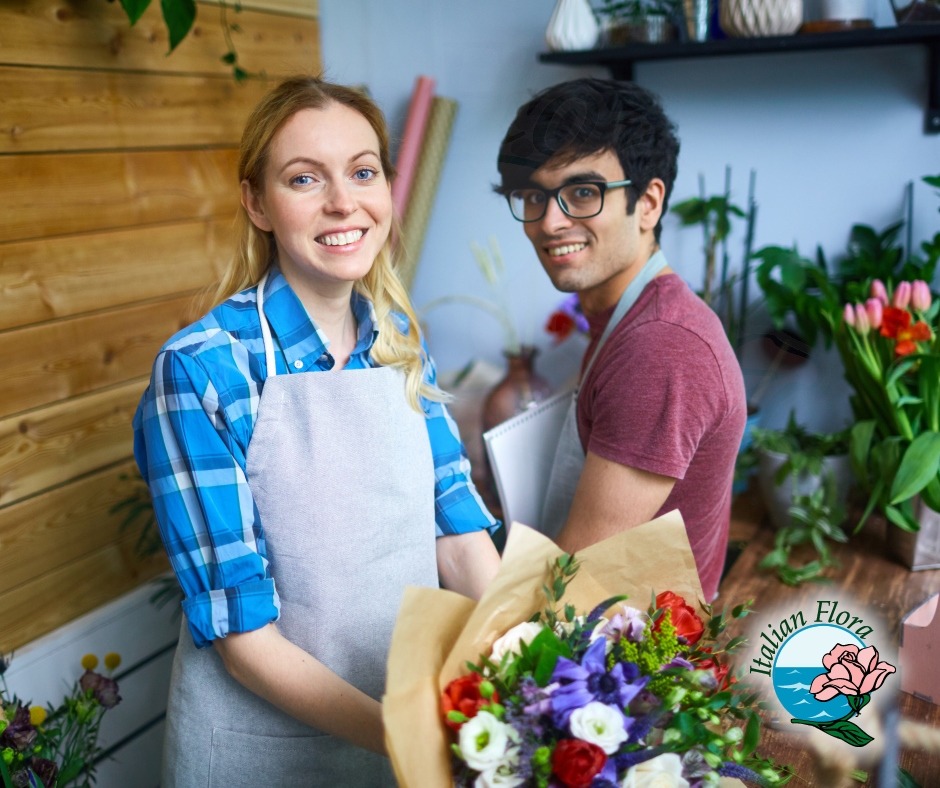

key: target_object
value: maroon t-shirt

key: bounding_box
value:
[577,273,746,600]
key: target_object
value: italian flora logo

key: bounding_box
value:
[749,599,896,748]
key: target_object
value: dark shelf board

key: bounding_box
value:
[538,22,940,133]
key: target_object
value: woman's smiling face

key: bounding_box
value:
[242,102,393,298]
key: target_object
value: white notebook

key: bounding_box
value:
[483,388,573,530]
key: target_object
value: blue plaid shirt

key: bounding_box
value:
[133,268,497,647]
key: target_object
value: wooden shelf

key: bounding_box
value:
[538,22,940,133]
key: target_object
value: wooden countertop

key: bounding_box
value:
[720,490,940,786]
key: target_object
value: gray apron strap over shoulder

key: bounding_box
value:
[539,251,668,538]
[162,270,437,788]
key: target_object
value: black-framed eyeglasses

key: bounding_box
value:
[506,179,632,223]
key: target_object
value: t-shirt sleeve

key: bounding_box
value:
[583,321,727,480]
[133,348,279,648]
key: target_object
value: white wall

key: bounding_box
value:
[320,0,940,432]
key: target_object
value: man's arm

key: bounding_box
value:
[554,451,676,554]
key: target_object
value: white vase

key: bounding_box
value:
[545,0,599,51]
[756,450,853,530]
[720,0,803,36]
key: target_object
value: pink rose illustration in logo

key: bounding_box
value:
[809,644,896,701]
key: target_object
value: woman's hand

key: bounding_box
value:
[213,623,386,754]
[436,530,501,600]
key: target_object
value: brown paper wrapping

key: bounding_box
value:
[383,511,744,787]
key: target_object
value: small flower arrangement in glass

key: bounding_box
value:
[1,653,122,788]
[838,277,940,532]
[383,514,790,788]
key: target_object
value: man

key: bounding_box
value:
[495,78,746,600]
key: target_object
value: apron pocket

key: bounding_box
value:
[208,726,391,787]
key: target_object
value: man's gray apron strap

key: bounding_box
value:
[161,271,438,787]
[539,251,669,538]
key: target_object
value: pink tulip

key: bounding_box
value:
[809,644,896,700]
[893,281,912,310]
[865,298,883,330]
[854,303,870,334]
[870,279,889,304]
[912,280,932,312]
[843,303,856,328]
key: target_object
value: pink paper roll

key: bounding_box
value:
[392,75,436,219]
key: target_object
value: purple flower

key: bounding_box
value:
[599,605,648,643]
[0,703,37,751]
[559,294,590,334]
[550,638,648,726]
[665,656,694,671]
[80,670,121,709]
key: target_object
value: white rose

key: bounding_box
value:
[489,622,545,663]
[458,711,513,772]
[474,761,525,788]
[621,753,690,788]
[568,701,628,755]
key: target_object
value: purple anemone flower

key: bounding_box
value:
[665,656,695,670]
[550,638,648,726]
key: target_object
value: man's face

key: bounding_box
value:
[521,149,659,314]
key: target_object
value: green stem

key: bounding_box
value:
[0,757,13,788]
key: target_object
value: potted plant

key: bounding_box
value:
[593,0,683,43]
[750,415,853,584]
[752,414,853,528]
[840,275,940,570]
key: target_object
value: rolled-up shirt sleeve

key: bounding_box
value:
[133,348,279,648]
[420,346,500,538]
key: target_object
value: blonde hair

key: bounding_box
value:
[216,75,443,410]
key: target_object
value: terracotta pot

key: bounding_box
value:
[482,346,553,432]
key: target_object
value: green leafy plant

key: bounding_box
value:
[115,0,251,80]
[752,415,851,585]
[758,475,848,586]
[593,0,682,21]
[751,414,851,485]
[753,175,940,352]
[1,653,122,788]
[671,167,757,358]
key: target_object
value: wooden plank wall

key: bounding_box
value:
[0,0,321,652]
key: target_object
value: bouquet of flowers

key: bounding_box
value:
[384,513,789,788]
[839,277,940,531]
[1,653,122,788]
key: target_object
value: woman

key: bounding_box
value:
[133,76,501,786]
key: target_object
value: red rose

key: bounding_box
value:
[441,674,498,731]
[545,310,576,342]
[696,648,734,690]
[655,591,705,645]
[551,739,607,788]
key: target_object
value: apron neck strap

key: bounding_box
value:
[580,249,668,385]
[256,270,277,379]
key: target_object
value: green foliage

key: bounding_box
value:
[593,0,682,21]
[753,416,850,585]
[753,175,940,351]
[751,412,850,484]
[114,0,251,81]
[2,657,121,788]
[759,476,848,586]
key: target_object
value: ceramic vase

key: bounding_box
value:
[885,497,940,570]
[482,347,553,432]
[545,0,599,51]
[720,0,803,36]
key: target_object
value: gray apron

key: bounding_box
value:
[162,273,439,787]
[539,251,668,538]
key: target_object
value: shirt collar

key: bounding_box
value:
[260,266,379,370]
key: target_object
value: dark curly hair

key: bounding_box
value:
[496,78,680,241]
